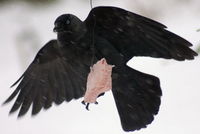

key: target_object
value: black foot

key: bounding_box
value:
[98,92,105,98]
[86,103,90,111]
[81,101,90,111]
[81,101,86,105]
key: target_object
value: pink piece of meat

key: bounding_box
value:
[83,58,114,103]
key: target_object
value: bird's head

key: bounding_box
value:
[53,14,86,34]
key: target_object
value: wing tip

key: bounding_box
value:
[17,111,25,118]
[10,74,24,88]
[174,49,198,61]
[3,88,21,105]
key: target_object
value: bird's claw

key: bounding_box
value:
[86,103,90,110]
[81,101,99,110]
[81,101,90,110]
[81,100,86,105]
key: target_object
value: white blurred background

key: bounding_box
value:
[0,0,200,134]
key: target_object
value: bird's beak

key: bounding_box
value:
[53,26,58,33]
[53,23,61,32]
[53,26,64,33]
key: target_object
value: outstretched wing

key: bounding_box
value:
[4,40,91,117]
[85,6,197,61]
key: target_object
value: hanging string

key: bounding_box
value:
[90,0,96,66]
[90,0,93,9]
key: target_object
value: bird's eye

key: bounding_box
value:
[66,20,70,25]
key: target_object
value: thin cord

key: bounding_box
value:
[90,0,93,9]
[90,15,96,66]
[90,0,96,66]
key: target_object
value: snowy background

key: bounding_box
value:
[0,0,200,134]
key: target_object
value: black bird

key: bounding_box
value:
[4,6,197,132]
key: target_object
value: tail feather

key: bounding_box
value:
[112,66,162,131]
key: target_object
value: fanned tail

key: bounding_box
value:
[112,66,162,131]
